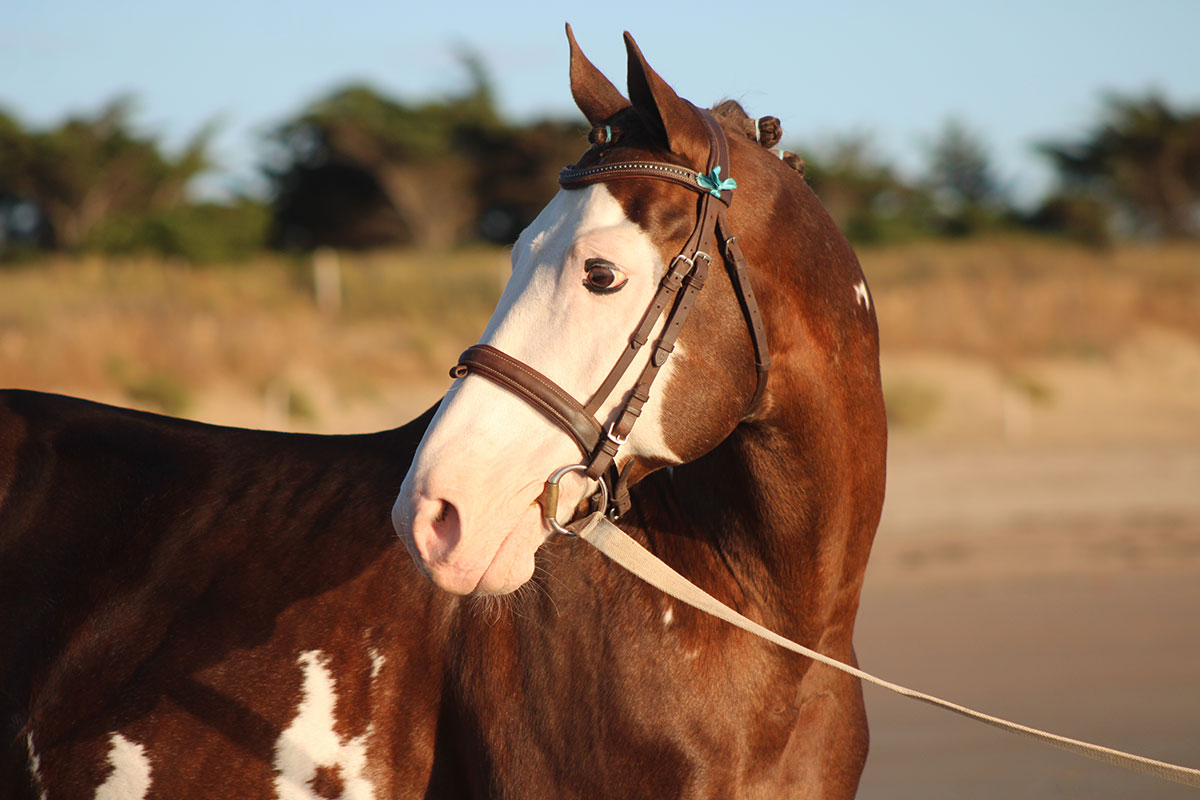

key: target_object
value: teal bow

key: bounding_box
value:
[696,165,737,197]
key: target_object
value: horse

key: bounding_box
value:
[1,27,885,799]
[392,26,886,797]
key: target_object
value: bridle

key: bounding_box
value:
[450,107,770,530]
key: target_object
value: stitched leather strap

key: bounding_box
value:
[560,111,767,412]
[582,249,693,416]
[558,161,725,200]
[718,216,771,406]
[453,345,603,457]
[584,246,712,483]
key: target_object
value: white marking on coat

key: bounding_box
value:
[93,733,152,800]
[368,647,386,680]
[620,339,685,468]
[853,280,871,310]
[274,650,376,800]
[25,733,48,800]
[662,606,674,627]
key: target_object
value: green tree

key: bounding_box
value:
[1039,92,1200,239]
[802,134,933,244]
[266,52,586,250]
[267,82,489,249]
[924,118,1006,236]
[0,98,211,250]
[84,199,271,264]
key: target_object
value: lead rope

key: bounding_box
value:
[575,513,1200,788]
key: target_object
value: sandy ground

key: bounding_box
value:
[855,438,1200,798]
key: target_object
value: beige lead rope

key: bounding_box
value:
[576,513,1200,789]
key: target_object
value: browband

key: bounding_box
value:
[558,161,733,202]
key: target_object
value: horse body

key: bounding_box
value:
[1,392,446,797]
[0,392,877,798]
[2,28,885,800]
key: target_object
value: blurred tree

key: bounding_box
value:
[1038,92,1200,240]
[266,52,586,250]
[267,78,497,249]
[0,98,211,250]
[802,134,933,244]
[83,199,271,264]
[470,119,588,243]
[924,118,1007,236]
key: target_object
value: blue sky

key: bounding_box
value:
[4,1,1198,205]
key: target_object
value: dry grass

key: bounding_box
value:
[0,248,508,423]
[2,237,1197,435]
[859,236,1200,360]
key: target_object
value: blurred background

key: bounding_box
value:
[2,2,1198,797]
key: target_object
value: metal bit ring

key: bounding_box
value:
[538,463,608,536]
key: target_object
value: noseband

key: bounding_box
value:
[450,107,770,529]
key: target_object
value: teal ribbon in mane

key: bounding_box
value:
[696,165,737,197]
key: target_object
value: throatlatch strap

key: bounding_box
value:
[717,214,771,406]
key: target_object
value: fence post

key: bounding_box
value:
[313,247,342,315]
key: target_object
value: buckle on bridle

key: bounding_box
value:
[670,254,694,271]
[605,422,628,447]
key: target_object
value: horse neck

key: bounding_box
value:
[641,178,887,643]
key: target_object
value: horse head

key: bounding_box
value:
[393,27,883,596]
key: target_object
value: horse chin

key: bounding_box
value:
[469,503,546,595]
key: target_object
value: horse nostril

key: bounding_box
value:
[428,499,462,555]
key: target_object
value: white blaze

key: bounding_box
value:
[394,183,684,594]
[273,650,375,800]
[419,184,685,472]
[475,182,685,466]
[93,733,152,800]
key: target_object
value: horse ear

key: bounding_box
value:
[623,31,709,160]
[567,23,627,126]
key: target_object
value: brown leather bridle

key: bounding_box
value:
[450,107,770,531]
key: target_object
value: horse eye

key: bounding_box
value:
[583,258,628,294]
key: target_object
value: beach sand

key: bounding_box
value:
[855,439,1200,798]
